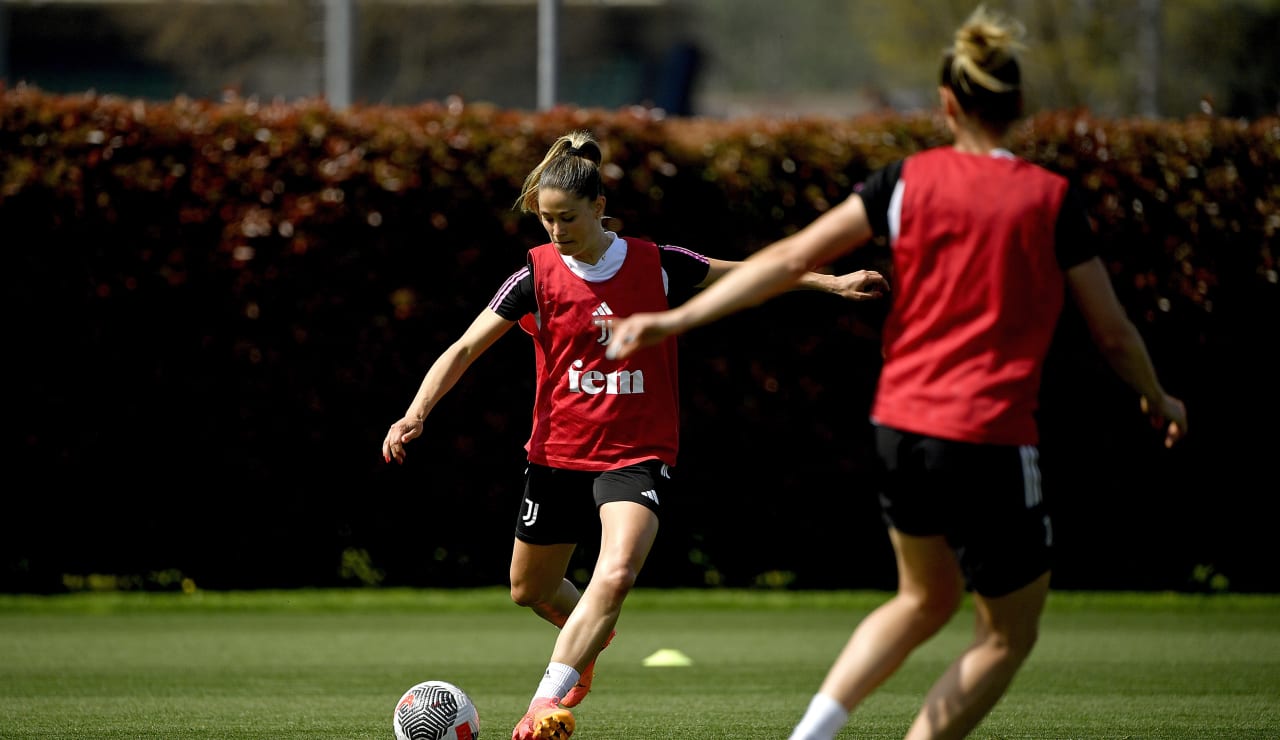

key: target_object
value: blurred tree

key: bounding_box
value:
[835,0,1280,118]
[687,0,873,93]
[1167,0,1280,116]
[111,0,321,100]
[6,0,1279,118]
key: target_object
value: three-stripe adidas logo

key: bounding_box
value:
[593,302,614,344]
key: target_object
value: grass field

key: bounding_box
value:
[2,588,1277,739]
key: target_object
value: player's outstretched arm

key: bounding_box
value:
[796,268,889,300]
[699,261,888,302]
[605,192,876,360]
[382,308,514,464]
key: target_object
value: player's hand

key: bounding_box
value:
[1140,393,1187,449]
[598,312,674,361]
[830,269,889,301]
[382,417,424,464]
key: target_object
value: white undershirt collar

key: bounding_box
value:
[561,231,626,282]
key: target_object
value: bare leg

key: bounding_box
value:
[509,539,579,627]
[904,571,1050,740]
[819,529,964,712]
[508,542,582,738]
[552,501,658,672]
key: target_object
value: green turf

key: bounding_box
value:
[1,589,1277,738]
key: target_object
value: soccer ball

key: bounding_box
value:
[392,680,481,740]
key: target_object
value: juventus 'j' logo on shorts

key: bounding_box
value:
[521,497,540,526]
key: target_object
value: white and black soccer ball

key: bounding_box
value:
[392,680,481,740]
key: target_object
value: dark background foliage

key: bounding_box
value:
[2,87,1276,594]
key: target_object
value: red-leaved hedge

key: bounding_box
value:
[4,84,1278,592]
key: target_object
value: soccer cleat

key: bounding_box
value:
[511,696,575,740]
[561,629,616,708]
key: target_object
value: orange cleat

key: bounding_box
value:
[511,696,575,740]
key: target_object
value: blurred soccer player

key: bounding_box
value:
[603,6,1188,738]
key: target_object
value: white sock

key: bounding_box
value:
[787,693,849,740]
[532,662,580,705]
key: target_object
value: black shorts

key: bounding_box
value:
[514,459,672,545]
[874,424,1053,598]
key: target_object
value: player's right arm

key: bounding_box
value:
[383,308,515,464]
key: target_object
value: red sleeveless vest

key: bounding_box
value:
[518,238,680,470]
[872,148,1069,445]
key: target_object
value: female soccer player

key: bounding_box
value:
[381,130,888,740]
[602,7,1188,739]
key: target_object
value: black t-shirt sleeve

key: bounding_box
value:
[855,159,904,239]
[489,264,535,321]
[1054,186,1097,270]
[659,245,712,295]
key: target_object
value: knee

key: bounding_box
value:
[588,561,640,607]
[903,586,963,631]
[925,594,963,631]
[508,584,535,609]
[509,577,558,609]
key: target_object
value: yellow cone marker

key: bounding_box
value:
[642,648,693,667]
